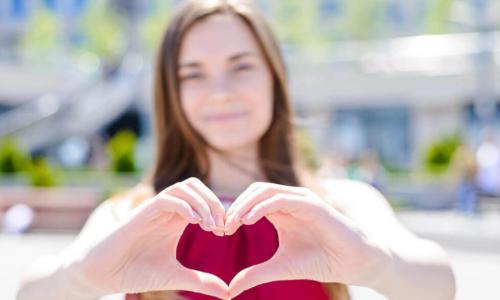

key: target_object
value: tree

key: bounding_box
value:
[341,0,386,40]
[424,0,453,34]
[269,0,324,48]
[20,8,59,60]
[81,1,123,60]
[141,0,173,52]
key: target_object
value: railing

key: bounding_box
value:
[0,51,145,152]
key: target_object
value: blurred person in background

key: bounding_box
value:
[86,134,109,170]
[449,140,479,216]
[317,150,349,179]
[475,128,500,198]
[346,150,385,191]
[16,1,455,300]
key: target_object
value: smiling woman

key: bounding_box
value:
[176,13,273,154]
[137,1,350,298]
[16,1,455,300]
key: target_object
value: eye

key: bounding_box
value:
[180,73,204,82]
[234,63,253,72]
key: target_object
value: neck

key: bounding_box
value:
[207,143,266,198]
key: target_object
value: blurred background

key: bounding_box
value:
[0,0,499,299]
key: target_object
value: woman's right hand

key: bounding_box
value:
[61,177,228,299]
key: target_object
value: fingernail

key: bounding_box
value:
[193,211,202,222]
[208,216,217,229]
[216,216,225,231]
[227,213,236,225]
[226,222,238,235]
[224,218,232,230]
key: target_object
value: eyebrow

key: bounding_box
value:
[178,51,256,69]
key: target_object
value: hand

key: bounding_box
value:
[224,182,392,298]
[62,177,229,299]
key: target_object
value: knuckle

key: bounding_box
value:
[164,182,181,193]
[177,182,188,190]
[261,184,273,193]
[141,197,160,213]
[297,186,310,193]
[145,197,168,214]
[272,192,285,199]
[274,193,287,203]
[250,182,262,189]
[183,177,197,184]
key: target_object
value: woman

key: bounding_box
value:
[16,0,456,299]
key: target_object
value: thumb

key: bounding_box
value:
[228,257,286,298]
[174,267,229,299]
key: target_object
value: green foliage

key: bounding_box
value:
[27,157,60,187]
[424,133,461,173]
[0,138,30,174]
[269,0,325,47]
[267,0,388,46]
[107,130,138,173]
[141,0,172,51]
[424,0,453,34]
[341,0,385,39]
[20,8,59,58]
[81,2,123,60]
[295,128,320,171]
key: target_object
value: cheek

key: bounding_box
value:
[231,70,273,135]
[249,89,273,135]
[179,89,202,127]
[250,73,274,133]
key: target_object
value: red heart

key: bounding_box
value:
[176,218,278,298]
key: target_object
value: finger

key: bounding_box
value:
[175,267,229,299]
[224,187,269,235]
[228,258,287,298]
[122,196,202,241]
[227,183,306,222]
[240,193,304,226]
[225,184,306,235]
[225,182,262,216]
[155,194,203,224]
[169,183,217,232]
[184,177,226,236]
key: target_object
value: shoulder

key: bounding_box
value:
[78,183,156,237]
[317,177,394,216]
[106,183,157,222]
[300,169,386,212]
[318,178,423,245]
[319,177,382,197]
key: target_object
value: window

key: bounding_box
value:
[331,106,411,167]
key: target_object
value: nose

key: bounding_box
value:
[208,74,231,103]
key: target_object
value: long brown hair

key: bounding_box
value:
[134,0,350,299]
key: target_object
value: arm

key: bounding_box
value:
[17,178,229,300]
[322,178,456,300]
[16,201,116,300]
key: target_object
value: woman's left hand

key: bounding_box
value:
[224,182,393,298]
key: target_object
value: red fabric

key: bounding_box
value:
[126,196,329,300]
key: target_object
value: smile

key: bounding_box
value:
[204,111,248,122]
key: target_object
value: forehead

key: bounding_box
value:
[179,13,262,63]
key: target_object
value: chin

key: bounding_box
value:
[206,135,258,152]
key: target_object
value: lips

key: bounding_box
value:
[204,111,248,122]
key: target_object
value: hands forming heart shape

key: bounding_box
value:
[73,178,391,300]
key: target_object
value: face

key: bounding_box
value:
[177,13,273,152]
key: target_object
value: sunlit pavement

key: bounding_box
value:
[397,210,500,300]
[1,210,499,300]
